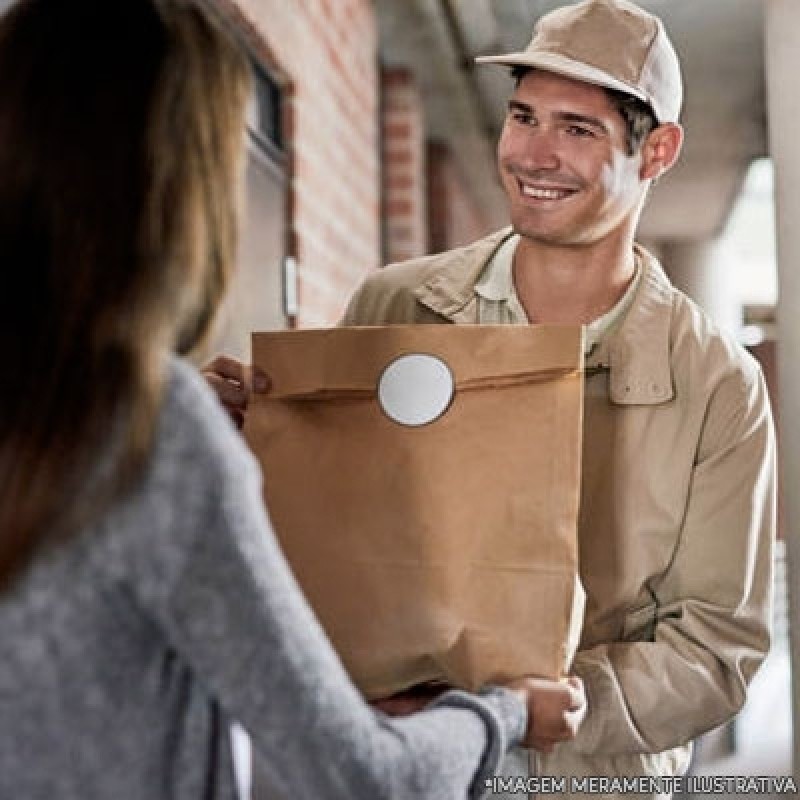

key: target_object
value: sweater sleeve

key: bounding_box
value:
[130,365,526,800]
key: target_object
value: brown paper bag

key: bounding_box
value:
[244,324,585,698]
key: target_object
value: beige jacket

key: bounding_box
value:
[342,229,776,790]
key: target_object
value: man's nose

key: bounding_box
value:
[518,128,561,171]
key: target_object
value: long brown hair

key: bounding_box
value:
[0,0,252,586]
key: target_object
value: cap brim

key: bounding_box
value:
[476,50,652,110]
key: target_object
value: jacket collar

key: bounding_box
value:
[587,245,675,405]
[413,228,514,324]
[414,229,675,406]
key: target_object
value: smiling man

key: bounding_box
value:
[337,0,776,797]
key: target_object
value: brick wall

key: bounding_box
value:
[381,69,499,264]
[428,140,497,254]
[218,0,499,327]
[226,0,381,327]
[381,68,428,264]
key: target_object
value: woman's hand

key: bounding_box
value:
[506,675,586,753]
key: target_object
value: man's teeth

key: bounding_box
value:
[521,185,572,200]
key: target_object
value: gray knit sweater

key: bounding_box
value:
[0,358,526,800]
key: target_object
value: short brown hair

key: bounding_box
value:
[510,66,658,156]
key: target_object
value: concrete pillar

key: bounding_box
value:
[660,239,743,336]
[765,0,800,778]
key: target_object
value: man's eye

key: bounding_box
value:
[510,111,534,125]
[565,125,594,137]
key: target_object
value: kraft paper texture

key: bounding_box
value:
[244,324,586,698]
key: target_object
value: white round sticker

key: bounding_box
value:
[378,353,454,427]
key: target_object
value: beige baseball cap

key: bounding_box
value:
[475,0,683,124]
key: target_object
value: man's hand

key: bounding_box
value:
[202,355,269,429]
[370,683,451,716]
[507,675,586,753]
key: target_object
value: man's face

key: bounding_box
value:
[497,70,646,247]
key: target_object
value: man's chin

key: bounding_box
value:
[510,217,601,248]
[510,222,571,246]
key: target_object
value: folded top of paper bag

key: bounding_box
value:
[252,324,585,400]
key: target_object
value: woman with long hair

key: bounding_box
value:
[0,0,584,797]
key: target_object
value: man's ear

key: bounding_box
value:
[639,123,683,181]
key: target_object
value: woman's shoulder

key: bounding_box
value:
[94,356,264,581]
[126,356,263,524]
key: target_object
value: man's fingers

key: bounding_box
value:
[565,695,588,737]
[205,355,247,384]
[370,683,448,717]
[372,695,431,716]
[203,357,271,395]
[202,356,271,431]
[566,676,586,710]
[252,366,270,392]
[205,373,249,410]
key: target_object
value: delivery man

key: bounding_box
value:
[206,1,776,796]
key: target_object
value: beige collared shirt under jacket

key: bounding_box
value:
[342,228,776,796]
[473,232,642,352]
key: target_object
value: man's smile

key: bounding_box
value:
[515,177,581,203]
